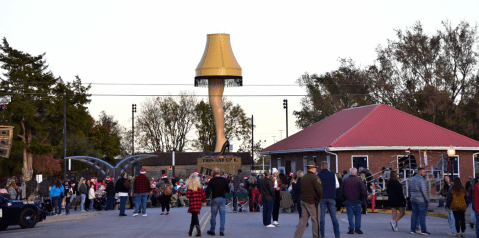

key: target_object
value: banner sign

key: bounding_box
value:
[424,151,428,166]
[197,156,241,177]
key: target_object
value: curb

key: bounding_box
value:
[43,213,99,223]
[365,208,448,218]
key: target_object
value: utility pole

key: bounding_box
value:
[272,136,276,143]
[283,99,288,138]
[63,92,67,181]
[132,104,136,155]
[251,115,254,171]
[279,130,283,140]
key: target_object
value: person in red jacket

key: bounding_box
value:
[187,173,206,237]
[133,168,150,217]
[472,176,479,238]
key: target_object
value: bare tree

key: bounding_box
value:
[136,91,197,152]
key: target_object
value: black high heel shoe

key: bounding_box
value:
[208,140,230,157]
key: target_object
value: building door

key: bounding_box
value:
[291,161,296,173]
[285,161,291,175]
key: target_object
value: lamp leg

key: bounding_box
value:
[208,79,226,153]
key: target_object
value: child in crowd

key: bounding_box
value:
[65,192,72,215]
[88,184,95,211]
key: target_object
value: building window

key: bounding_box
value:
[303,156,307,172]
[291,161,296,173]
[326,155,330,169]
[351,155,368,171]
[278,158,281,171]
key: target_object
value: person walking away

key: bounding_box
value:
[88,183,95,211]
[128,176,135,209]
[133,168,150,217]
[294,161,323,238]
[270,168,283,226]
[318,161,341,238]
[446,177,469,238]
[50,180,65,215]
[78,178,88,212]
[159,177,173,215]
[335,173,344,214]
[442,175,456,235]
[292,171,306,225]
[339,167,366,235]
[259,170,275,228]
[187,174,207,237]
[206,168,230,236]
[386,171,406,232]
[115,172,130,216]
[105,177,115,211]
[408,167,431,235]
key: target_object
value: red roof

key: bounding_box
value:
[263,104,479,152]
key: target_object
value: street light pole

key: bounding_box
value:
[261,140,266,171]
[63,92,67,181]
[283,99,288,138]
[132,104,136,155]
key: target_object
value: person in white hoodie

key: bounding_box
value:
[88,184,95,211]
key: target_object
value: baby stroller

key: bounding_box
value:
[43,198,54,216]
[94,192,107,211]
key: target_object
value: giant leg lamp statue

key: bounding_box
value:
[195,34,242,154]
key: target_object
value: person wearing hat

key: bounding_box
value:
[271,168,283,226]
[133,168,150,217]
[105,176,116,211]
[294,161,323,238]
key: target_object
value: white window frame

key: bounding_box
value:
[277,158,281,170]
[291,161,296,173]
[351,155,369,170]
[303,156,308,172]
[445,155,460,177]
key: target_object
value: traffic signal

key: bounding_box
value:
[0,126,13,158]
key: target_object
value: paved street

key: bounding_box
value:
[2,206,477,238]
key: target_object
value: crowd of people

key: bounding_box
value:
[5,164,479,238]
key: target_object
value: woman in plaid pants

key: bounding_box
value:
[187,174,207,237]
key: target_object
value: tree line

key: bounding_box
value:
[294,20,479,142]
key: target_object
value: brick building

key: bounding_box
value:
[261,104,479,179]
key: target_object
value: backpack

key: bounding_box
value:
[164,185,172,196]
[450,193,467,210]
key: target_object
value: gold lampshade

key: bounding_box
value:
[195,34,242,87]
[447,146,456,157]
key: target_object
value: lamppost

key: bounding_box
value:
[261,140,266,171]
[447,146,456,178]
[283,99,288,138]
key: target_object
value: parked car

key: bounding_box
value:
[0,195,47,231]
